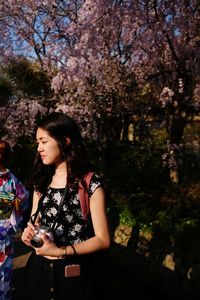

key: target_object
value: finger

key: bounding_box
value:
[24,227,34,238]
[21,227,35,244]
[21,234,31,246]
[27,221,36,230]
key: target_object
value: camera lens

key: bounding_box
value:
[30,226,53,248]
[30,235,44,248]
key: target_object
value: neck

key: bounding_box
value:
[51,161,68,188]
[54,161,67,177]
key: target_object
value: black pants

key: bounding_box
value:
[24,251,108,300]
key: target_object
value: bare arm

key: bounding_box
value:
[70,186,111,254]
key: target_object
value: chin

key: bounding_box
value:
[42,160,50,165]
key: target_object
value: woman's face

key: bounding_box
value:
[36,128,62,166]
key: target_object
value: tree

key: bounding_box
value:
[0,56,52,98]
[0,0,199,183]
[0,98,48,145]
[0,77,12,106]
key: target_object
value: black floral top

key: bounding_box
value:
[38,173,102,246]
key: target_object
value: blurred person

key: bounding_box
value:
[0,139,29,300]
[21,112,110,300]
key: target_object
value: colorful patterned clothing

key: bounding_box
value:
[0,169,29,300]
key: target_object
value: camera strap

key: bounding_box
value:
[30,184,69,230]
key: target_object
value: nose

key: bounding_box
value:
[37,143,43,152]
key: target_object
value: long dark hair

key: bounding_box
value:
[30,112,93,193]
[0,139,11,166]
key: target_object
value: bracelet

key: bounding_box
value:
[58,245,77,258]
[70,245,77,255]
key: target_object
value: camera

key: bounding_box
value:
[30,225,54,248]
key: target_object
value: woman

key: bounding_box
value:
[21,112,110,300]
[0,139,29,300]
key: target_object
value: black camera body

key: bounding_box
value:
[30,225,54,248]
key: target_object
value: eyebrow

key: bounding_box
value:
[36,137,48,141]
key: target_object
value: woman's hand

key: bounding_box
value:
[21,221,36,247]
[21,223,62,257]
[33,234,62,257]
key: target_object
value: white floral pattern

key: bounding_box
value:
[39,174,102,246]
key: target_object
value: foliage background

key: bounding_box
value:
[0,1,200,284]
